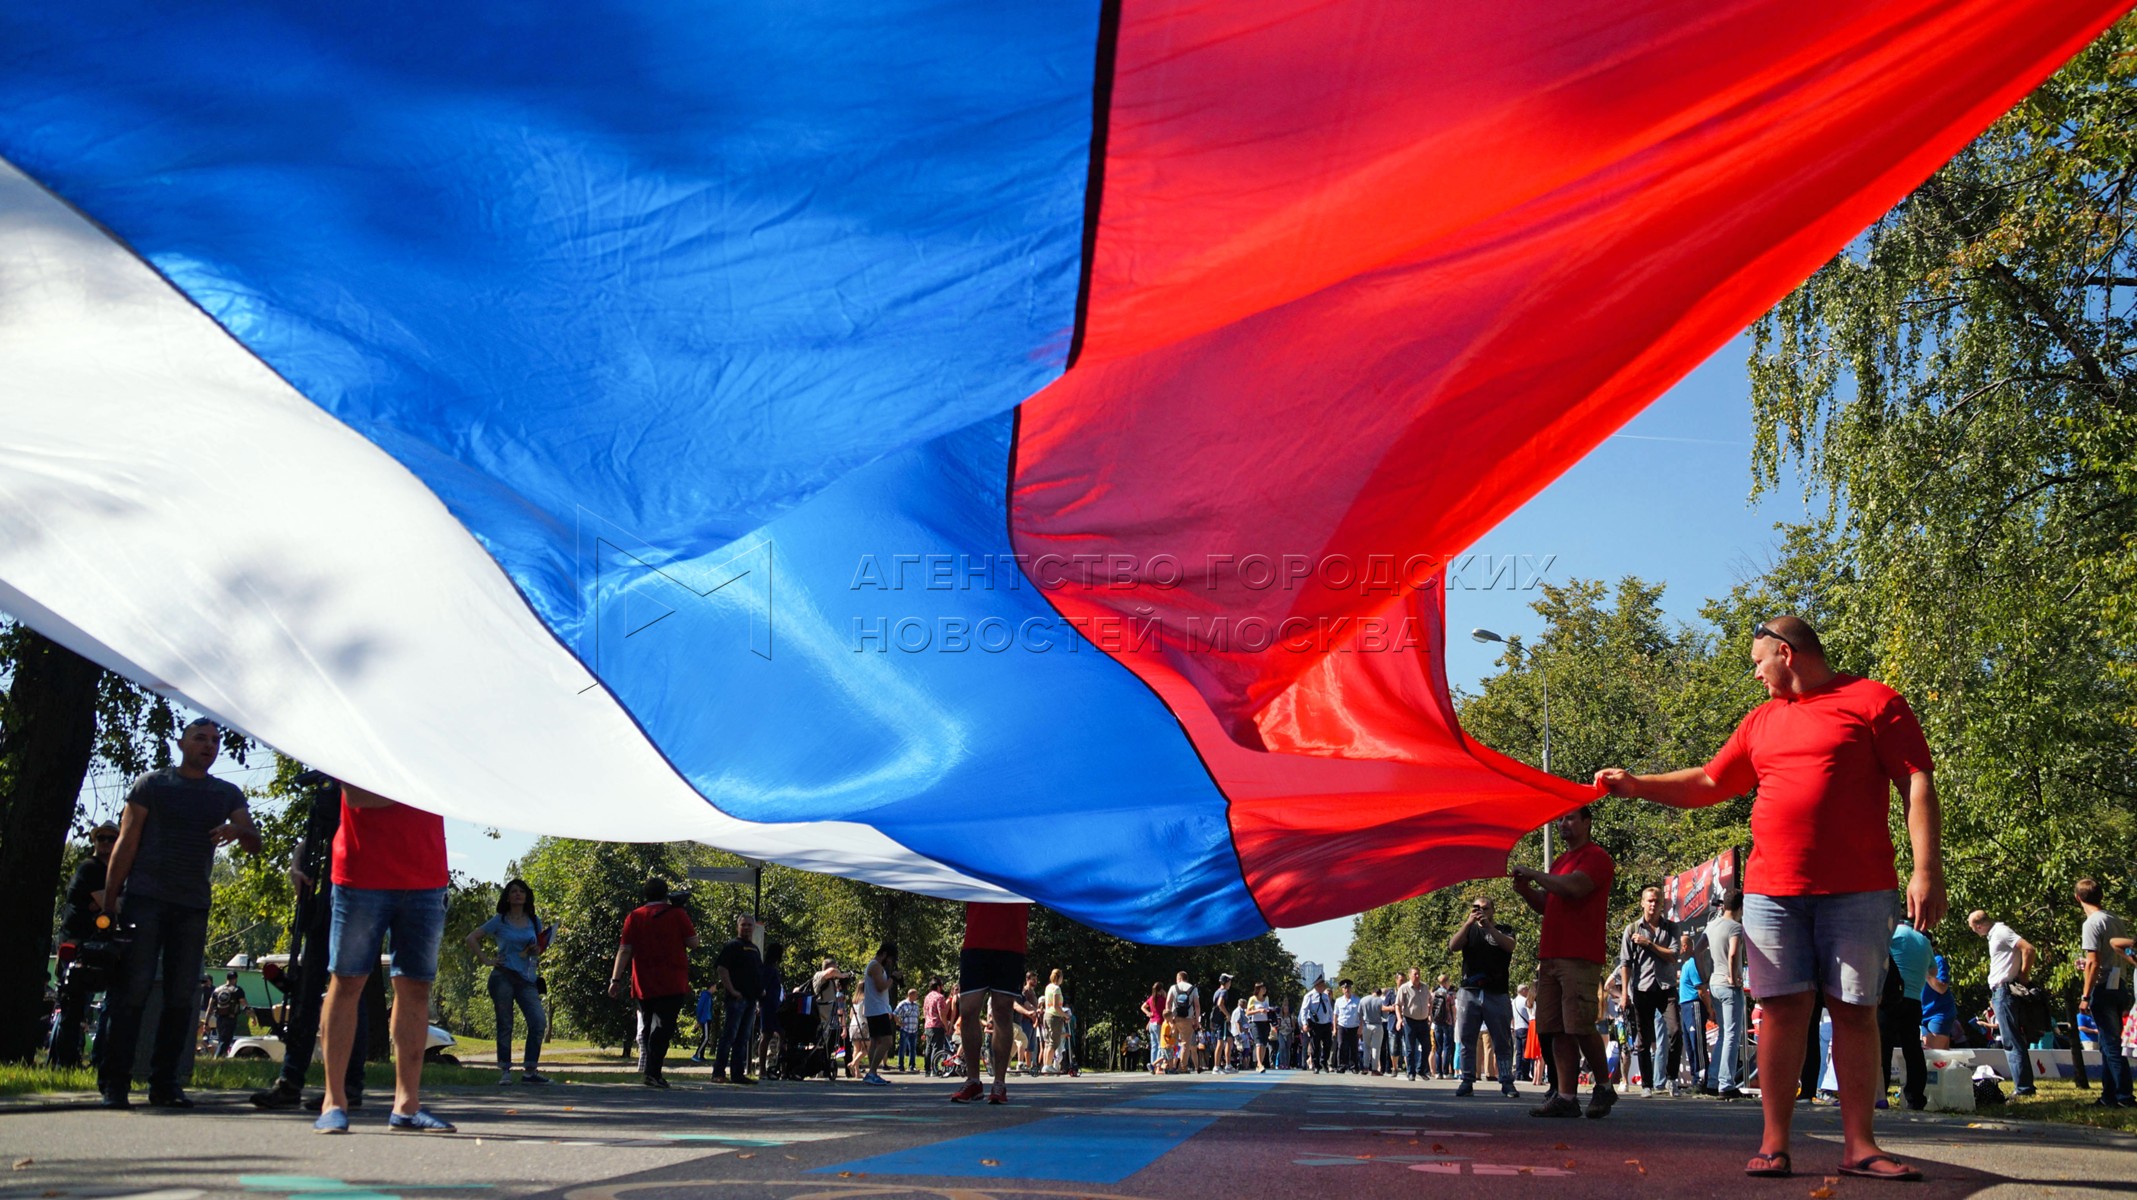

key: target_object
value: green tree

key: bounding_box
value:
[1748,14,2137,997]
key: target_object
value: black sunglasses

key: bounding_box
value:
[1753,621,1796,652]
[93,833,118,843]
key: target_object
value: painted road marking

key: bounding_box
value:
[812,1077,1282,1183]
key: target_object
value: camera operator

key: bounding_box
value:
[94,718,262,1109]
[251,772,370,1111]
[47,824,118,1067]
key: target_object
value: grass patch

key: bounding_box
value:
[0,1056,641,1098]
[1994,1078,2137,1135]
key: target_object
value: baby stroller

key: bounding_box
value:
[772,991,833,1082]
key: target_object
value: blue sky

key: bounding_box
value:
[72,333,1809,973]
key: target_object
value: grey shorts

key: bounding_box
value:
[1742,890,1896,1006]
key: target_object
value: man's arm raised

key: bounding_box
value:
[1594,766,1727,808]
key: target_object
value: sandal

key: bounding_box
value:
[1745,1151,1792,1177]
[1839,1154,1922,1181]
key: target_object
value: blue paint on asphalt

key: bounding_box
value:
[812,1076,1283,1183]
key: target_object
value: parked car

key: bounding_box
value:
[226,954,459,1064]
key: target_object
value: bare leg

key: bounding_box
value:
[1755,991,1816,1157]
[990,996,1014,1088]
[320,974,367,1112]
[390,977,431,1116]
[1829,997,1897,1165]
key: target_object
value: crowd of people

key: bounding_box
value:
[39,615,2137,1180]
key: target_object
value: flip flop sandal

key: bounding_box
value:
[1744,1151,1792,1177]
[1839,1154,1923,1181]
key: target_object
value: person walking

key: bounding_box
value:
[1968,910,2039,1097]
[209,972,248,1056]
[1883,916,1932,1109]
[812,958,853,1072]
[94,718,263,1109]
[312,784,454,1133]
[951,902,1027,1104]
[926,977,953,1075]
[1429,974,1456,1078]
[606,878,698,1089]
[249,781,369,1112]
[1358,982,1386,1075]
[1041,968,1071,1075]
[1395,968,1430,1080]
[1015,972,1043,1075]
[1511,805,1616,1120]
[49,823,118,1068]
[1449,896,1520,1098]
[1300,978,1334,1073]
[859,942,900,1084]
[1597,614,1943,1180]
[1332,980,1364,1072]
[2075,879,2134,1108]
[1704,892,1748,1099]
[1245,982,1273,1071]
[1143,983,1169,1074]
[1168,972,1202,1073]
[754,941,786,1078]
[1615,887,1683,1096]
[711,914,761,1085]
[895,988,922,1073]
[466,878,550,1085]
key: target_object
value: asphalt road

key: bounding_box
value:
[4,1069,2133,1200]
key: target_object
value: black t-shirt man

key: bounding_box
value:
[61,855,110,940]
[1460,923,1515,995]
[715,937,762,1000]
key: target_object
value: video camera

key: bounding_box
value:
[55,912,133,1001]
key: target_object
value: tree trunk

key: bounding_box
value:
[0,630,103,1062]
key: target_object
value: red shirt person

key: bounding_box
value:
[315,783,452,1133]
[951,901,1028,1104]
[1510,805,1616,1118]
[1595,615,1943,1182]
[607,878,699,1087]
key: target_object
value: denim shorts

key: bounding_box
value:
[329,885,447,981]
[1742,890,1896,1006]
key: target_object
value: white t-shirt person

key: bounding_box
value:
[1987,922,2024,988]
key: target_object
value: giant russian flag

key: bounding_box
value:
[1,1,2125,942]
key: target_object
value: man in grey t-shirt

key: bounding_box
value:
[2076,879,2134,1107]
[95,718,260,1109]
[1705,893,1748,1097]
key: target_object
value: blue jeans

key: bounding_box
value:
[1680,994,1707,1083]
[1432,1021,1455,1075]
[1403,1024,1426,1076]
[1706,985,1745,1091]
[715,996,756,1081]
[897,1028,918,1070]
[1990,983,2035,1090]
[97,894,208,1098]
[1454,989,1515,1085]
[488,969,546,1070]
[2090,989,2133,1104]
[328,885,446,980]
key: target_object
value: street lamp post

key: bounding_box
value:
[1472,627,1552,864]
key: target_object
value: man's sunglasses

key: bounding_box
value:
[1753,621,1796,652]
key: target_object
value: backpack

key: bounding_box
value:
[1172,984,1195,1019]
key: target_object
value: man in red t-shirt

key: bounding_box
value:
[1511,805,1616,1119]
[607,878,698,1087]
[1596,615,1943,1182]
[951,901,1027,1105]
[315,784,452,1134]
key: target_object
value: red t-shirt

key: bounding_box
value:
[1704,673,1934,896]
[330,790,447,891]
[963,902,1028,952]
[620,902,696,999]
[1537,840,1615,963]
